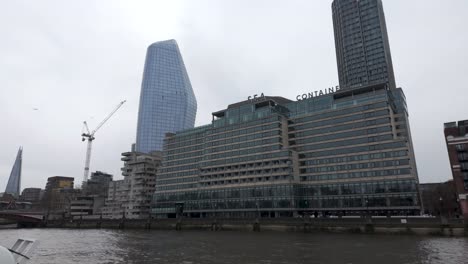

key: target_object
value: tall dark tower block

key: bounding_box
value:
[332,0,396,90]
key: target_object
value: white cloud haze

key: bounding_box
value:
[1,0,467,192]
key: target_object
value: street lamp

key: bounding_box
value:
[255,201,260,220]
[213,202,218,220]
[304,200,309,218]
[365,197,369,218]
[439,197,443,217]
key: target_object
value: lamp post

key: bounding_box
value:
[439,197,443,217]
[214,202,218,221]
[365,197,369,219]
[256,201,260,220]
[304,200,309,218]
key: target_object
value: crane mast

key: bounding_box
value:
[81,100,126,184]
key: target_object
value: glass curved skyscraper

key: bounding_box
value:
[136,39,197,153]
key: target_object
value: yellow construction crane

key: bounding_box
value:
[81,100,126,183]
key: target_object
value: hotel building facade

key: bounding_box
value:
[444,120,468,219]
[152,84,420,218]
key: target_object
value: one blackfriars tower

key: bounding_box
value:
[332,0,396,90]
[136,40,197,153]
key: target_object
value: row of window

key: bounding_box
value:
[205,137,281,155]
[300,140,406,158]
[163,156,202,168]
[300,168,412,182]
[156,183,197,191]
[209,115,280,135]
[204,145,282,161]
[154,185,295,202]
[201,159,291,174]
[297,134,394,152]
[297,195,416,208]
[302,159,410,174]
[293,117,390,138]
[293,126,391,146]
[165,136,204,150]
[293,109,389,132]
[207,130,280,148]
[209,123,280,141]
[303,150,408,166]
[201,168,292,180]
[165,150,203,162]
[154,195,417,211]
[199,175,291,187]
[160,163,198,174]
[297,180,417,196]
[200,150,291,168]
[291,101,387,126]
[158,169,198,180]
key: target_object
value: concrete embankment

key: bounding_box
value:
[37,217,468,237]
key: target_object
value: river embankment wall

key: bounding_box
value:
[37,217,468,237]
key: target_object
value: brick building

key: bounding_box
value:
[444,120,468,219]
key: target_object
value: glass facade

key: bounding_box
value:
[152,85,421,218]
[332,0,396,89]
[136,39,197,153]
[5,147,22,197]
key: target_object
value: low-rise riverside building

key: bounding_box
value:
[70,196,105,217]
[152,84,421,218]
[420,181,460,217]
[102,151,161,219]
[20,188,43,204]
[83,171,113,197]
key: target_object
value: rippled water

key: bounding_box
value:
[1,229,467,264]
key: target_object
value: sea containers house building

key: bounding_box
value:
[152,83,420,218]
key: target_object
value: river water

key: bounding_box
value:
[0,229,467,264]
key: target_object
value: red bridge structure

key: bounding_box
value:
[0,211,44,227]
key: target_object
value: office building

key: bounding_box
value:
[152,86,420,218]
[135,39,197,153]
[70,196,106,217]
[102,151,162,219]
[4,147,22,197]
[83,171,113,197]
[102,179,129,218]
[444,120,468,219]
[332,0,396,89]
[45,176,74,193]
[69,171,112,217]
[42,176,77,212]
[20,188,43,206]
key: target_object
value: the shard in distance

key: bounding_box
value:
[4,147,23,197]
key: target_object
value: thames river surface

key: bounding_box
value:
[1,229,467,264]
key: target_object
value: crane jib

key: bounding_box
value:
[81,100,126,183]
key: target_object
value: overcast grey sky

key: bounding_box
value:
[1,0,467,192]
